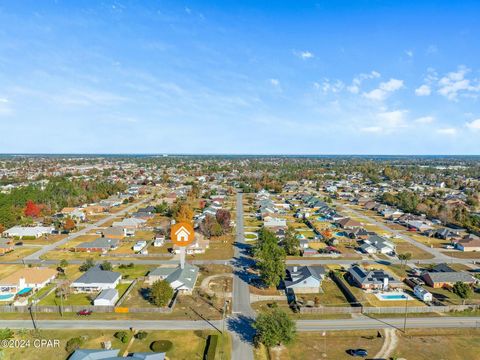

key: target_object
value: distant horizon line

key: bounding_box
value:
[1,153,480,157]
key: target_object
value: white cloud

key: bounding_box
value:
[405,50,414,58]
[347,71,380,94]
[0,97,12,116]
[315,79,344,94]
[359,110,408,134]
[360,126,382,133]
[297,51,314,59]
[466,119,480,131]
[415,84,431,96]
[269,78,280,87]
[436,127,457,135]
[363,78,404,101]
[415,116,435,124]
[437,66,480,100]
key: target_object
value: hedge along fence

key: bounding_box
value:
[204,334,219,360]
[0,304,173,313]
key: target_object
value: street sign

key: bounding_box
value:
[171,222,195,246]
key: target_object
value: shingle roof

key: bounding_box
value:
[73,267,121,285]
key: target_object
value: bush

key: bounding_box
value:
[205,335,219,360]
[135,331,148,340]
[65,337,84,353]
[150,340,173,352]
[0,328,13,341]
[114,331,130,343]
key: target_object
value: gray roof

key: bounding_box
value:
[284,266,326,287]
[74,267,121,285]
[69,349,165,360]
[348,265,401,286]
[424,271,475,283]
[95,288,118,302]
[76,238,119,250]
[149,264,199,290]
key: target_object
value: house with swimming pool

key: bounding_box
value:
[347,265,402,290]
[0,267,57,300]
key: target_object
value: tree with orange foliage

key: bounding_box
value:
[0,224,4,234]
[174,203,194,225]
[24,200,41,218]
[321,229,333,239]
[63,218,76,232]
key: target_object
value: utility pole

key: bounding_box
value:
[403,294,408,333]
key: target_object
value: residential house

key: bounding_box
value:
[359,235,395,255]
[75,238,119,253]
[421,264,476,288]
[0,267,57,295]
[71,267,121,293]
[456,235,480,252]
[69,348,165,360]
[146,264,199,294]
[112,218,146,229]
[101,226,131,239]
[3,226,54,239]
[336,217,362,230]
[284,266,326,294]
[93,288,119,306]
[348,265,402,290]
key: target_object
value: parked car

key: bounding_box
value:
[347,348,368,357]
[77,309,92,316]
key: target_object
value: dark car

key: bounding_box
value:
[77,309,92,316]
[348,349,368,357]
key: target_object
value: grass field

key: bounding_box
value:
[2,329,230,360]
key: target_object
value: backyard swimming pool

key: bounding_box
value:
[376,292,412,301]
[17,287,32,295]
[0,294,14,301]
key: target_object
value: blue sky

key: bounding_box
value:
[0,0,480,154]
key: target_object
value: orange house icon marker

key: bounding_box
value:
[171,222,195,246]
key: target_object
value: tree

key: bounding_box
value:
[24,200,41,218]
[0,224,4,234]
[155,201,169,215]
[55,282,71,300]
[150,280,174,307]
[65,337,84,353]
[100,261,112,271]
[283,226,300,256]
[216,209,231,233]
[200,215,222,238]
[79,258,95,272]
[452,281,472,304]
[174,202,194,225]
[63,218,76,232]
[253,308,296,348]
[398,252,412,269]
[59,259,69,268]
[254,228,286,288]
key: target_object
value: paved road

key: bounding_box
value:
[336,201,450,260]
[22,197,152,261]
[0,259,230,266]
[230,191,255,360]
[2,316,479,331]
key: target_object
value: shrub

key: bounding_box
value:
[0,329,13,341]
[65,337,84,353]
[114,331,127,339]
[135,331,148,340]
[205,335,219,360]
[150,340,173,352]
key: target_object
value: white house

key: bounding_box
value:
[93,288,119,306]
[71,267,121,293]
[147,264,199,294]
[3,226,54,239]
[153,236,165,247]
[263,216,287,228]
[413,285,433,302]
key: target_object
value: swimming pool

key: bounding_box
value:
[376,293,411,301]
[0,294,14,301]
[17,287,32,295]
